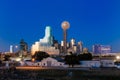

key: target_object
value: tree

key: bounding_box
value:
[78,52,92,60]
[4,55,11,61]
[32,51,50,61]
[78,48,92,61]
[64,52,79,67]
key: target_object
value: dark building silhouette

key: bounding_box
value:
[20,39,28,52]
[52,36,58,49]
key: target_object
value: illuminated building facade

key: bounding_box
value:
[93,44,101,54]
[100,45,111,54]
[93,44,111,54]
[70,38,75,48]
[77,41,83,54]
[31,26,59,56]
[67,39,83,54]
[10,45,13,53]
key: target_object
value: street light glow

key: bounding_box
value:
[116,56,120,60]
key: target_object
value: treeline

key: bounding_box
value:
[64,52,92,67]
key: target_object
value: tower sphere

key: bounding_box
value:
[61,21,70,30]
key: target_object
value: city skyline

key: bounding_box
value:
[0,0,120,52]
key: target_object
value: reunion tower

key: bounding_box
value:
[61,21,70,55]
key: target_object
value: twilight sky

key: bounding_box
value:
[0,0,120,52]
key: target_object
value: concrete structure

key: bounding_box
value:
[34,57,65,67]
[40,26,53,46]
[17,57,116,68]
[61,41,64,47]
[93,44,111,54]
[77,41,83,54]
[31,26,59,56]
[61,21,70,54]
[80,60,115,68]
[10,45,13,53]
[67,40,84,54]
[70,38,75,48]
[80,61,101,67]
[100,45,111,54]
[93,44,101,54]
[20,39,28,52]
[19,57,66,67]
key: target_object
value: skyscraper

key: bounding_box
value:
[40,26,53,46]
[31,26,59,56]
[20,39,28,52]
[77,41,83,54]
[93,44,101,54]
[10,45,13,53]
[70,38,75,48]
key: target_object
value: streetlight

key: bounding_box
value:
[32,58,35,62]
[61,21,70,55]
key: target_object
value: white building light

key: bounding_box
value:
[116,56,120,60]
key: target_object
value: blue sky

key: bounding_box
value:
[0,0,120,52]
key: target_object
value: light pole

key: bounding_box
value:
[61,21,70,55]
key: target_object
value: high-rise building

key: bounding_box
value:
[40,26,53,46]
[61,41,64,47]
[73,45,77,53]
[100,45,111,54]
[31,26,59,56]
[83,48,89,54]
[70,38,75,48]
[20,39,28,52]
[67,38,79,54]
[31,42,40,55]
[77,41,83,54]
[93,44,111,54]
[93,44,101,54]
[52,36,59,49]
[10,45,13,53]
[18,39,28,57]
